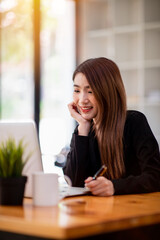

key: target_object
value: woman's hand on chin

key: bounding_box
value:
[68,102,91,136]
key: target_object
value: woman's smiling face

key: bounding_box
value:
[73,73,98,121]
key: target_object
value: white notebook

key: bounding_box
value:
[58,175,90,199]
[59,185,90,199]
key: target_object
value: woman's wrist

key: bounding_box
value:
[78,122,91,136]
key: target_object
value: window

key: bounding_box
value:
[0,0,75,167]
[0,0,34,119]
[39,0,75,157]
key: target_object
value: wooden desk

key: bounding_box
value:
[0,193,160,239]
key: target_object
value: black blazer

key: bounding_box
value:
[63,111,160,194]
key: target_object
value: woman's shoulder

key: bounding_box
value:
[124,111,159,154]
[126,110,147,124]
[125,110,153,137]
[125,110,150,133]
[126,110,146,118]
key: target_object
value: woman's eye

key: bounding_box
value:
[74,89,80,93]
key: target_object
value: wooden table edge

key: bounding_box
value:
[0,212,160,239]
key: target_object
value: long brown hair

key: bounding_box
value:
[73,57,127,179]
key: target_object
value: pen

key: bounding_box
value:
[92,165,107,180]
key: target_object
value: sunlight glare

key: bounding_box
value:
[0,0,17,12]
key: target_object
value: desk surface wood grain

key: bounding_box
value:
[0,193,160,239]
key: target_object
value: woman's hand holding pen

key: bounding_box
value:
[85,177,115,197]
[68,102,91,136]
[84,165,114,196]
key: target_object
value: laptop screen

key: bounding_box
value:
[0,120,43,198]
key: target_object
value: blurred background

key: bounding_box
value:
[0,0,160,168]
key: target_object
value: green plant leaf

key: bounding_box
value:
[0,138,31,178]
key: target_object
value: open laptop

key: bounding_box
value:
[0,120,90,199]
[0,120,43,198]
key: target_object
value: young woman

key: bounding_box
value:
[63,57,160,196]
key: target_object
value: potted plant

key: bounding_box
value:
[0,138,30,205]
